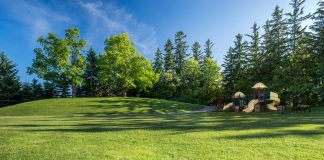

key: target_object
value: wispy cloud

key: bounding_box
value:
[0,0,158,58]
[0,0,71,40]
[79,0,158,58]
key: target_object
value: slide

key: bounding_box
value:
[267,92,280,111]
[243,99,259,113]
[222,102,233,111]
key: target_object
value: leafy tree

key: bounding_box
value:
[28,28,86,98]
[164,39,175,72]
[82,47,99,97]
[204,39,214,59]
[153,48,164,73]
[191,42,203,66]
[158,69,180,99]
[201,58,223,104]
[64,28,87,97]
[174,31,189,74]
[98,33,158,96]
[0,52,20,106]
[179,59,202,103]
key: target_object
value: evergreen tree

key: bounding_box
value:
[153,48,164,73]
[286,0,311,52]
[30,79,45,100]
[20,83,33,102]
[246,23,262,84]
[310,1,324,104]
[222,47,236,94]
[191,42,203,66]
[204,39,214,59]
[174,31,188,74]
[0,52,20,106]
[164,39,174,71]
[44,81,57,98]
[83,47,99,97]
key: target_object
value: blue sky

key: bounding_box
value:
[0,0,319,82]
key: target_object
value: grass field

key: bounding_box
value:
[0,97,323,159]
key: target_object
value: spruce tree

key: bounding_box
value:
[164,39,174,72]
[286,0,311,52]
[204,39,214,59]
[191,42,203,66]
[83,47,99,97]
[0,52,20,106]
[153,48,164,73]
[246,23,261,84]
[174,31,188,74]
[310,1,324,104]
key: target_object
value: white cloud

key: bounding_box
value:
[0,0,158,58]
[79,0,158,58]
[0,0,71,41]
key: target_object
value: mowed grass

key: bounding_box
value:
[0,98,323,159]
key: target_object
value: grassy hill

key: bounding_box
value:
[0,97,324,159]
[0,97,204,116]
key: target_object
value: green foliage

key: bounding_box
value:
[204,39,214,59]
[174,31,189,74]
[28,28,86,97]
[0,52,20,106]
[80,47,99,97]
[98,33,158,96]
[164,39,175,72]
[191,42,203,66]
[153,48,164,73]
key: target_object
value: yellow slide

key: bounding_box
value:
[267,92,280,111]
[243,99,259,113]
[222,102,233,111]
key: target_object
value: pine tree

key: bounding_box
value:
[0,52,20,106]
[246,23,261,84]
[153,48,164,73]
[286,0,311,52]
[44,81,57,98]
[232,34,249,92]
[222,47,236,94]
[310,1,324,104]
[83,47,99,97]
[30,79,45,100]
[174,31,188,74]
[164,39,174,72]
[191,42,203,66]
[204,39,214,59]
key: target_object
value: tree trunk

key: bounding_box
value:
[123,89,127,97]
[72,82,77,98]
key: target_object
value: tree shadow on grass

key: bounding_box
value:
[2,112,324,140]
[76,98,203,115]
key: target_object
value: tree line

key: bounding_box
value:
[0,0,323,107]
[222,0,323,106]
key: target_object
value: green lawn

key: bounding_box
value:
[0,98,323,159]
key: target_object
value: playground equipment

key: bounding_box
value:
[222,91,246,112]
[243,82,280,113]
[221,82,281,113]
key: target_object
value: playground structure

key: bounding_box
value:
[222,82,280,113]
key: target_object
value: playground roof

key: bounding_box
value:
[234,91,246,98]
[252,82,267,89]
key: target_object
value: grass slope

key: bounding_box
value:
[0,97,203,116]
[0,98,324,159]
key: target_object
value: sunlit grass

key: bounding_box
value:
[0,98,323,159]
